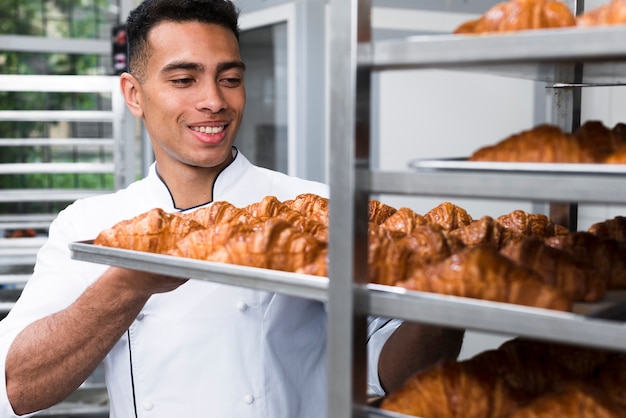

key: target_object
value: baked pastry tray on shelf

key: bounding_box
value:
[70,240,626,352]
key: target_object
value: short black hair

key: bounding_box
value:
[126,0,240,81]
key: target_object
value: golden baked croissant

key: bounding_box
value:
[508,382,626,418]
[470,124,597,163]
[500,238,607,302]
[379,207,428,236]
[605,142,626,163]
[497,210,569,239]
[545,231,626,289]
[244,195,328,243]
[448,216,522,249]
[589,216,626,243]
[367,227,418,285]
[381,335,621,418]
[380,359,526,418]
[94,208,206,253]
[424,201,473,231]
[282,193,329,225]
[185,200,255,228]
[454,0,576,34]
[577,0,626,27]
[399,223,458,272]
[368,200,397,225]
[396,245,572,311]
[575,120,626,162]
[170,218,328,274]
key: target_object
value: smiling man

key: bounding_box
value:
[0,1,463,417]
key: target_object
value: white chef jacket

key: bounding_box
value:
[0,149,400,418]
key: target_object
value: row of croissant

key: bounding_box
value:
[94,193,626,311]
[381,337,626,417]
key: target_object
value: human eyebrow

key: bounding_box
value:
[217,60,246,73]
[161,61,206,74]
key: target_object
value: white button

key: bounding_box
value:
[236,302,249,312]
[136,313,145,321]
[243,394,255,405]
[142,401,153,411]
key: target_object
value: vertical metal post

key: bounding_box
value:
[327,0,371,416]
[547,0,583,230]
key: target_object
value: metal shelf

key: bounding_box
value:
[364,168,626,204]
[364,26,626,83]
[69,242,626,353]
[69,241,328,302]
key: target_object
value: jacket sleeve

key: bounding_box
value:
[366,316,403,396]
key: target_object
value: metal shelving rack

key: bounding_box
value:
[64,2,626,418]
[326,0,626,417]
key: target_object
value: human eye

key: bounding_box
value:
[170,77,195,86]
[220,77,242,88]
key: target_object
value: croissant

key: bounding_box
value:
[545,232,626,289]
[577,0,626,27]
[497,210,568,239]
[396,245,572,311]
[400,223,458,273]
[368,200,398,225]
[575,120,626,162]
[500,238,607,302]
[282,193,329,225]
[454,0,576,34]
[588,216,626,244]
[185,200,255,227]
[448,216,522,249]
[380,359,525,418]
[468,342,571,397]
[497,338,612,385]
[605,143,626,164]
[94,208,206,253]
[367,227,417,285]
[380,207,428,236]
[244,195,328,242]
[509,382,626,418]
[170,218,328,274]
[424,201,474,231]
[469,124,597,163]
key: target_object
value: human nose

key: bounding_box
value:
[196,81,227,113]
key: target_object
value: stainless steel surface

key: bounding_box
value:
[366,169,626,204]
[327,0,369,416]
[367,285,626,352]
[363,26,626,83]
[69,241,328,302]
[69,242,626,354]
[408,158,626,174]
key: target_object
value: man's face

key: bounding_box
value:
[132,21,245,172]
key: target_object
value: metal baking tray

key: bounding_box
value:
[408,157,626,174]
[70,240,328,302]
[71,241,626,351]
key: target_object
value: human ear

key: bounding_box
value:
[120,73,144,118]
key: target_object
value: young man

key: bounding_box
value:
[0,1,463,416]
